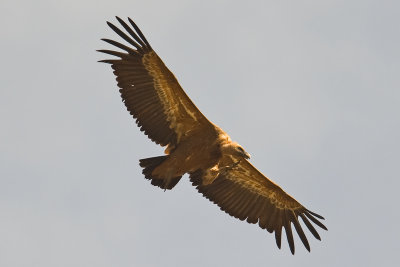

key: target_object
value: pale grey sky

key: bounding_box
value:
[1,0,399,266]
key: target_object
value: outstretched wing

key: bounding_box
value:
[190,157,327,254]
[98,17,211,149]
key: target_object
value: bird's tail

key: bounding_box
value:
[139,156,182,190]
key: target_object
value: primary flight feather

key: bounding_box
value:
[98,17,327,254]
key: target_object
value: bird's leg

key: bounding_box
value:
[217,160,241,177]
[202,160,241,186]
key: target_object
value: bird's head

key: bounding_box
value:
[228,142,251,160]
[219,132,251,160]
[235,144,251,159]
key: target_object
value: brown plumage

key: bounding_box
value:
[98,17,327,254]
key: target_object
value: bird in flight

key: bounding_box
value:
[98,17,327,254]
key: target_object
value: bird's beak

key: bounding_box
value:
[244,151,251,159]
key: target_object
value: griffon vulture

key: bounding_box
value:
[98,17,327,254]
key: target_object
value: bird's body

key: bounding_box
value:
[98,17,327,254]
[150,125,223,185]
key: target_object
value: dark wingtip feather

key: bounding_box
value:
[97,59,111,64]
[127,17,152,49]
[304,211,328,231]
[299,213,321,240]
[97,59,117,64]
[101,38,138,54]
[289,211,310,252]
[275,227,282,249]
[306,209,325,220]
[115,16,147,50]
[106,21,142,50]
[283,212,295,255]
[96,49,127,58]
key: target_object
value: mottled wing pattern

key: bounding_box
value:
[98,17,210,148]
[190,157,327,254]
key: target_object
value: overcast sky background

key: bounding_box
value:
[1,0,399,266]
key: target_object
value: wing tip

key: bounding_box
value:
[304,209,328,231]
[106,21,113,28]
[275,228,282,249]
[97,59,114,64]
[305,208,325,220]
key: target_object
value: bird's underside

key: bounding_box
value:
[98,17,327,254]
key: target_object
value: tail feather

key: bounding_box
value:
[139,156,182,190]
